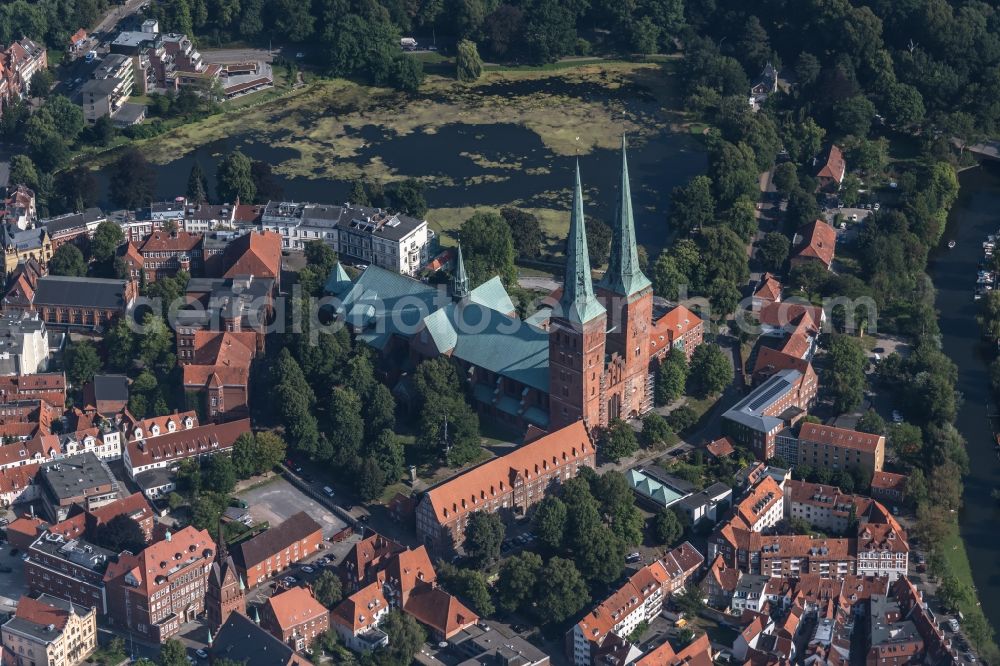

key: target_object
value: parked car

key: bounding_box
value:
[195,650,208,659]
[626,551,642,563]
[302,565,315,574]
[323,486,335,497]
[892,410,904,423]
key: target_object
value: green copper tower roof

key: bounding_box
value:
[559,162,606,325]
[452,244,469,300]
[598,134,651,297]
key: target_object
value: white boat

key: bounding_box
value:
[948,240,957,249]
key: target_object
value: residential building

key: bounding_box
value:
[752,273,782,312]
[749,62,778,110]
[38,453,120,522]
[732,475,784,532]
[2,38,48,97]
[752,310,817,385]
[731,574,770,614]
[233,512,323,587]
[331,545,478,649]
[86,492,156,543]
[721,368,818,460]
[700,555,741,608]
[1,225,52,274]
[339,533,405,592]
[39,209,106,249]
[25,530,114,612]
[261,201,433,274]
[123,230,204,281]
[0,465,41,507]
[1,595,97,666]
[756,301,825,336]
[794,423,885,479]
[81,54,134,125]
[869,471,907,506]
[103,526,216,642]
[855,504,908,580]
[706,436,736,460]
[784,480,869,534]
[567,544,703,666]
[867,593,924,666]
[416,420,596,552]
[178,202,237,233]
[0,313,49,375]
[634,633,712,666]
[261,587,329,651]
[206,230,282,288]
[2,185,36,229]
[791,220,837,271]
[125,419,249,497]
[816,145,846,192]
[8,276,138,329]
[649,304,703,362]
[211,613,308,666]
[82,375,129,416]
[0,373,64,407]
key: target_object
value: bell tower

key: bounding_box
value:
[548,163,607,431]
[596,135,654,419]
[206,524,246,631]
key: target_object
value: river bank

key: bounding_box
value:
[931,161,1000,642]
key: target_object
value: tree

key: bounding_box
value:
[94,514,146,554]
[187,161,209,203]
[91,114,115,146]
[216,150,256,203]
[55,166,98,214]
[204,455,237,495]
[109,148,156,210]
[500,207,543,258]
[254,431,287,473]
[640,412,672,448]
[90,220,125,264]
[465,511,505,565]
[437,563,495,616]
[158,640,189,666]
[313,570,343,607]
[533,495,567,550]
[577,524,625,583]
[667,405,698,433]
[687,344,733,398]
[722,198,758,241]
[834,95,876,137]
[357,457,388,501]
[772,162,798,197]
[656,348,688,406]
[883,82,925,127]
[460,211,517,287]
[389,55,425,92]
[329,387,365,465]
[65,340,101,387]
[457,39,483,82]
[497,551,542,613]
[757,231,790,271]
[9,155,39,190]
[231,433,258,479]
[49,244,87,277]
[822,335,867,413]
[535,557,589,623]
[43,96,85,141]
[586,216,612,268]
[670,175,714,234]
[379,610,426,666]
[29,68,54,97]
[856,409,886,435]
[654,508,683,546]
[938,574,970,613]
[386,178,427,217]
[600,419,638,462]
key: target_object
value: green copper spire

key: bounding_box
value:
[598,134,651,296]
[452,244,469,300]
[253,606,261,624]
[559,162,606,325]
[207,629,213,646]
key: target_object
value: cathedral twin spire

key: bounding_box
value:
[559,136,649,325]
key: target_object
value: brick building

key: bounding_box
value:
[6,276,138,329]
[648,304,703,362]
[122,230,204,281]
[211,613,309,666]
[37,453,120,522]
[721,368,818,460]
[181,331,256,421]
[261,586,329,651]
[205,539,245,632]
[25,530,114,613]
[103,526,215,642]
[790,219,837,271]
[788,423,885,479]
[416,420,595,552]
[0,373,66,408]
[233,512,323,587]
[869,471,907,506]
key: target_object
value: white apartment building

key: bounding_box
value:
[0,314,49,376]
[856,523,908,581]
[261,201,433,275]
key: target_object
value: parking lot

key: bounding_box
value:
[238,477,348,538]
[0,542,29,612]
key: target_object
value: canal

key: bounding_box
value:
[931,161,1000,632]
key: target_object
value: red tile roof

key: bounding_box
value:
[798,423,884,454]
[793,220,837,269]
[182,331,256,388]
[650,305,702,355]
[403,586,478,639]
[125,419,250,471]
[734,475,783,529]
[423,420,592,524]
[331,580,387,633]
[266,586,328,633]
[635,633,713,666]
[706,436,736,458]
[816,145,846,185]
[103,525,214,595]
[221,231,281,280]
[870,471,907,493]
[14,595,71,630]
[757,302,824,330]
[754,273,782,303]
[138,230,203,254]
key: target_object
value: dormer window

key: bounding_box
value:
[151,425,161,436]
[168,421,177,432]
[134,428,143,440]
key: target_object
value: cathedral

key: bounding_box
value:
[328,136,676,436]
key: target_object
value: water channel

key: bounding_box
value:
[931,161,1000,632]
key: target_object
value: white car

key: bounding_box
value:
[891,410,904,423]
[302,565,315,574]
[873,203,881,211]
[195,650,208,659]
[851,214,859,222]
